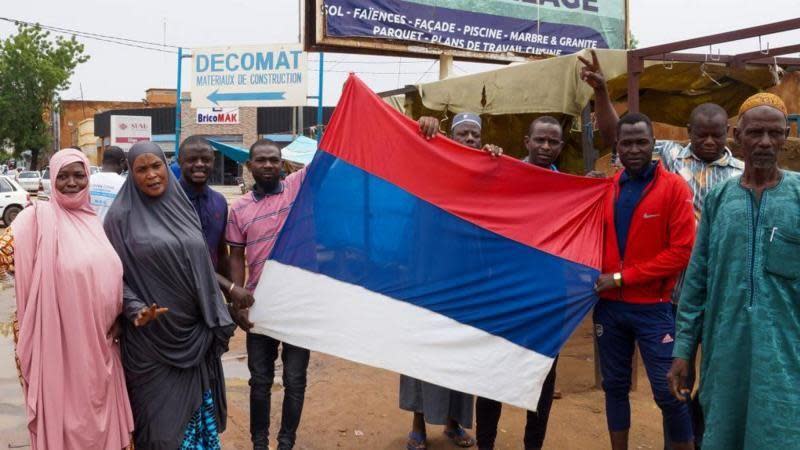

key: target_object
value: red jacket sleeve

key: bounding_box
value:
[622,177,696,285]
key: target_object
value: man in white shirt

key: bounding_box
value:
[89,146,126,222]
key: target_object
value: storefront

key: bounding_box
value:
[95,100,334,185]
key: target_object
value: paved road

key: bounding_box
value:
[0,286,28,449]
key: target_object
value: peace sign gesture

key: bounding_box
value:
[134,303,169,327]
[578,50,606,90]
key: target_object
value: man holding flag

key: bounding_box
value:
[227,139,309,450]
[245,75,610,450]
[593,112,696,450]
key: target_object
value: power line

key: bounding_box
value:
[0,16,180,49]
[414,60,438,83]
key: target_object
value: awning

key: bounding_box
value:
[208,136,318,165]
[410,49,778,126]
[208,139,248,164]
[281,136,318,165]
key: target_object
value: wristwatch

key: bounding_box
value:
[613,272,623,287]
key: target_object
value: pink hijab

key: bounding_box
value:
[14,149,133,450]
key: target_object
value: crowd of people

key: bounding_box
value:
[4,50,799,450]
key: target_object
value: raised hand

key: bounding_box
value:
[483,144,504,158]
[578,49,606,90]
[134,304,169,327]
[418,116,440,140]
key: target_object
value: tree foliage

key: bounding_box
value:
[0,23,88,168]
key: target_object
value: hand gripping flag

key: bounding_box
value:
[249,75,611,411]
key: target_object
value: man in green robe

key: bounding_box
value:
[669,93,800,450]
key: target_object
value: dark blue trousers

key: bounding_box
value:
[593,300,693,443]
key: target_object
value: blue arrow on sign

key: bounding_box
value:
[207,89,286,105]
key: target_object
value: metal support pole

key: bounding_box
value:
[174,46,183,159]
[317,52,325,140]
[626,53,642,114]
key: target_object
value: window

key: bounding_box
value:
[0,179,14,193]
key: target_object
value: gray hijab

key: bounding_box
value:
[104,141,234,450]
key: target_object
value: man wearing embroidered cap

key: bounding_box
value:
[668,93,800,449]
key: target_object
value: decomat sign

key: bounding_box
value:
[191,44,307,108]
[309,0,627,60]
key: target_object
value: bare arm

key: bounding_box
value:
[579,50,619,149]
[229,245,246,287]
[226,245,254,329]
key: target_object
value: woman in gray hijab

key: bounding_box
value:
[104,141,235,450]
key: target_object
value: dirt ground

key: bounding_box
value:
[219,317,666,450]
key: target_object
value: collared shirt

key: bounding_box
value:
[179,178,229,270]
[226,168,307,291]
[655,141,744,222]
[615,161,657,258]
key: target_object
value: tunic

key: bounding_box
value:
[399,375,474,427]
[673,172,800,450]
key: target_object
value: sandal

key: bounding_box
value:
[407,431,427,450]
[443,426,476,448]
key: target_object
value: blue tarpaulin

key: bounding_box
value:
[208,136,317,165]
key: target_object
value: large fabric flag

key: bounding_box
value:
[250,75,611,411]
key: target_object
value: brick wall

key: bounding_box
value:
[146,89,177,104]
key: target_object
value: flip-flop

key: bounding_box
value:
[407,431,427,450]
[443,426,476,448]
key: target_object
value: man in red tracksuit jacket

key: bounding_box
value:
[594,112,696,450]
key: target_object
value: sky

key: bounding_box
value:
[1,0,798,106]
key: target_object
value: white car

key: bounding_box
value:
[40,167,51,196]
[17,171,42,192]
[0,176,32,225]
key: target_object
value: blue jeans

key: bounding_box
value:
[594,300,693,443]
[247,333,310,450]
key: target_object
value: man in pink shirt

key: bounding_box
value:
[227,139,307,450]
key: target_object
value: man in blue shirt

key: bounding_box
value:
[178,135,229,271]
[178,136,254,319]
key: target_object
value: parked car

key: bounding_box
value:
[0,176,32,225]
[17,171,41,192]
[40,167,51,195]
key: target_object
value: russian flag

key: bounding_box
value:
[250,75,610,411]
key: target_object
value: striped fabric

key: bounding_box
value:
[655,141,744,222]
[179,390,220,450]
[655,141,744,302]
[226,169,306,291]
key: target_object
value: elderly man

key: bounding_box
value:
[668,93,800,450]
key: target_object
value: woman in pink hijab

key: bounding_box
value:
[7,148,134,449]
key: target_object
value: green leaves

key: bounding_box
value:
[0,22,89,166]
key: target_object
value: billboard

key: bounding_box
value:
[191,44,307,108]
[109,115,152,151]
[308,0,627,61]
